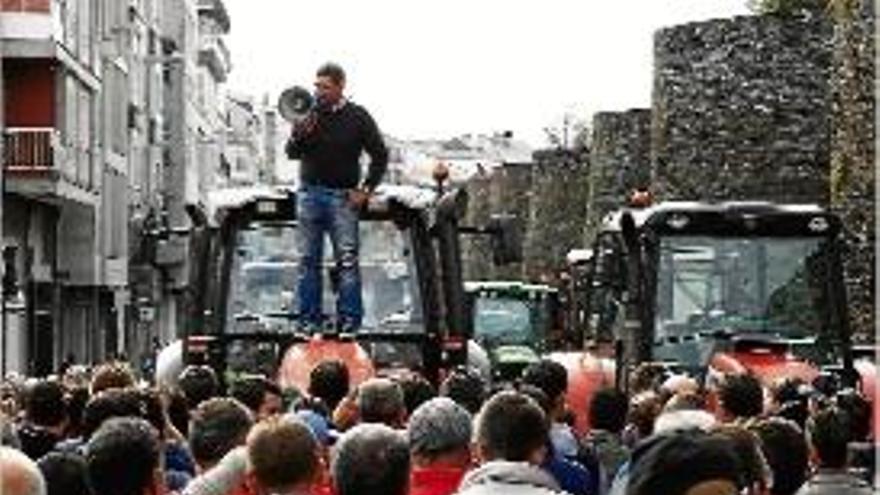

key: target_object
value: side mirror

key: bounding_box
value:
[489,214,523,265]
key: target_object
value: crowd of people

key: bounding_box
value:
[0,357,875,495]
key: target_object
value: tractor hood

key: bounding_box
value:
[709,336,819,386]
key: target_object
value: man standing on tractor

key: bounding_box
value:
[285,62,388,332]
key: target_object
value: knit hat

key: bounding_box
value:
[406,397,472,457]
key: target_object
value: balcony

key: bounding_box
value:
[3,127,97,205]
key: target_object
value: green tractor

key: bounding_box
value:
[464,281,563,382]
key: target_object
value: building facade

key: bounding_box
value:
[1,0,129,374]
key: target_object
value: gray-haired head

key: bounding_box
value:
[1,446,47,495]
[331,423,410,495]
[356,378,405,427]
[407,397,472,459]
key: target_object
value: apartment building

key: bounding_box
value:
[1,0,129,374]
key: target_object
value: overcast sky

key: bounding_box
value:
[223,1,750,147]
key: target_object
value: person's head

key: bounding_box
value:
[89,362,135,396]
[64,386,89,438]
[37,453,92,495]
[628,390,664,440]
[399,373,436,418]
[663,391,707,413]
[331,423,410,495]
[589,387,628,434]
[230,376,283,420]
[833,388,871,443]
[82,388,143,440]
[0,446,46,495]
[438,367,486,414]
[355,378,406,428]
[521,360,568,420]
[718,373,764,421]
[406,397,472,467]
[189,397,254,471]
[85,417,162,495]
[308,360,350,412]
[750,417,808,495]
[25,379,67,429]
[806,405,852,469]
[660,374,699,398]
[245,417,320,495]
[314,62,346,107]
[177,365,219,411]
[474,391,548,465]
[712,424,772,494]
[626,430,741,495]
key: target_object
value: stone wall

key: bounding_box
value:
[462,164,533,281]
[829,3,875,341]
[588,109,652,239]
[524,150,591,282]
[652,13,833,203]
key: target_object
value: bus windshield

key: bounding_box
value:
[225,220,423,333]
[654,236,831,342]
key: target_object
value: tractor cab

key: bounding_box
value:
[591,202,859,392]
[184,184,521,390]
[464,281,562,381]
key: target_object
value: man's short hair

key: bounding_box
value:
[356,378,405,426]
[807,406,852,469]
[246,417,319,493]
[89,362,135,396]
[521,360,568,402]
[718,373,764,419]
[82,388,143,439]
[331,423,409,495]
[627,430,740,495]
[85,417,161,495]
[439,367,486,414]
[25,380,66,427]
[750,417,808,495]
[189,398,254,468]
[407,397,471,459]
[0,446,46,495]
[474,391,548,462]
[308,360,350,412]
[316,62,346,85]
[399,373,436,417]
[229,376,281,414]
[589,387,628,433]
[37,453,91,495]
[178,365,219,410]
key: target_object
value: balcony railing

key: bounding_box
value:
[3,127,57,169]
[3,127,93,190]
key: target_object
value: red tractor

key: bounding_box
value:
[556,201,876,436]
[177,183,519,392]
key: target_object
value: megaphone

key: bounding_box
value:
[277,86,315,123]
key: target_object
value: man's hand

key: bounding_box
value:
[348,188,371,210]
[291,112,319,138]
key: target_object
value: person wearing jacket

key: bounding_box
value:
[456,391,569,495]
[407,398,473,495]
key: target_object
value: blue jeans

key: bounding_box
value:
[297,184,362,330]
